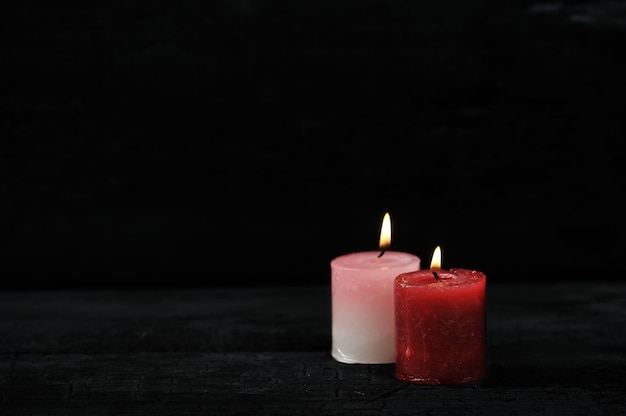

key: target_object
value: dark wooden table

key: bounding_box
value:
[1,281,625,415]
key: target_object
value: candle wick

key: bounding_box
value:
[433,271,440,282]
[378,250,386,258]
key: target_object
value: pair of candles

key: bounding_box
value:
[331,213,486,385]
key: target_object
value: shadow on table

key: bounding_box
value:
[486,343,625,389]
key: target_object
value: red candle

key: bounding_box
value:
[394,246,486,385]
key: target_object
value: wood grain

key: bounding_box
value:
[0,282,624,415]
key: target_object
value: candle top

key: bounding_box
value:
[332,251,421,270]
[395,268,485,288]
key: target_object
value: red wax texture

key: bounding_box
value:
[394,268,486,385]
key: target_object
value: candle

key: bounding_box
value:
[394,246,486,384]
[331,213,421,364]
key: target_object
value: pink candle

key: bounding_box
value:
[331,213,421,364]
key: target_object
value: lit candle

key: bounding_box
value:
[394,246,487,384]
[331,213,421,364]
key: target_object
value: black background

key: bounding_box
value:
[2,1,625,288]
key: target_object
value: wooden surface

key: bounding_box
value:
[1,281,625,415]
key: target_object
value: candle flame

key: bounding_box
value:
[379,212,391,250]
[430,246,441,269]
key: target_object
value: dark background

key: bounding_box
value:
[2,1,625,288]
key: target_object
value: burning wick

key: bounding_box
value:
[378,212,391,258]
[430,246,442,281]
